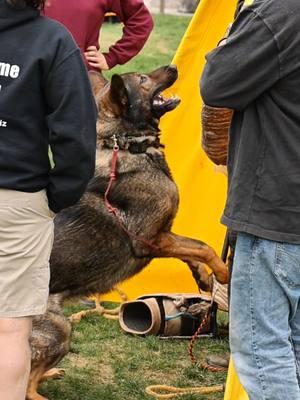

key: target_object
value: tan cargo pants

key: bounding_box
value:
[0,189,54,317]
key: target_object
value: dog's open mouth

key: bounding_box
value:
[152,92,181,117]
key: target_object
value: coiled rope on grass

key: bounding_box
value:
[145,384,225,399]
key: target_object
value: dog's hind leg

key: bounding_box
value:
[151,232,229,284]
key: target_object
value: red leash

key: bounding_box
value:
[104,137,119,215]
[188,301,213,364]
[103,136,159,251]
[188,297,227,372]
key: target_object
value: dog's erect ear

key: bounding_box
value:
[89,71,108,96]
[110,74,129,109]
[110,74,148,128]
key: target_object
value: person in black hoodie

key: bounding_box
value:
[0,0,96,398]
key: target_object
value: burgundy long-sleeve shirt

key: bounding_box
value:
[44,0,154,69]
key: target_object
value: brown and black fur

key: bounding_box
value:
[28,65,228,399]
[28,295,71,400]
[49,65,228,297]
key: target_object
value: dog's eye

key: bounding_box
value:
[140,75,147,84]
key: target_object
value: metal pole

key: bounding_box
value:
[160,0,165,14]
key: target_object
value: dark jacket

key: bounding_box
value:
[0,0,97,212]
[201,0,300,243]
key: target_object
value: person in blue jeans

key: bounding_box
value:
[200,0,300,398]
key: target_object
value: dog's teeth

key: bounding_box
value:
[153,98,165,106]
[153,93,180,107]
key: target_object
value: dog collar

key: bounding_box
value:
[102,135,161,154]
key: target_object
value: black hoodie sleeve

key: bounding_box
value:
[44,48,97,213]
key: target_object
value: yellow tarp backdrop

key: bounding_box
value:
[104,0,249,398]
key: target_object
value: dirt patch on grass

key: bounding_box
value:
[141,358,191,382]
[67,352,115,384]
[92,362,115,384]
[68,353,89,369]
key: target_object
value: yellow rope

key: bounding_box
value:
[69,287,127,323]
[145,384,224,399]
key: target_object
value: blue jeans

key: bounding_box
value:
[230,232,300,400]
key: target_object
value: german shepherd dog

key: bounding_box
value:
[27,65,228,400]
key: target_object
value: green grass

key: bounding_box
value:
[39,302,229,400]
[100,14,192,78]
[40,15,230,400]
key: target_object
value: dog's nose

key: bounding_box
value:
[166,64,177,73]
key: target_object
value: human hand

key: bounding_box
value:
[84,46,109,71]
[216,23,231,47]
[217,38,227,46]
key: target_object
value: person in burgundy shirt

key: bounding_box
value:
[44,0,154,71]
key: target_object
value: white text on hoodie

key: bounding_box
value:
[0,62,20,79]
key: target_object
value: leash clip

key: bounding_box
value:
[112,134,119,151]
